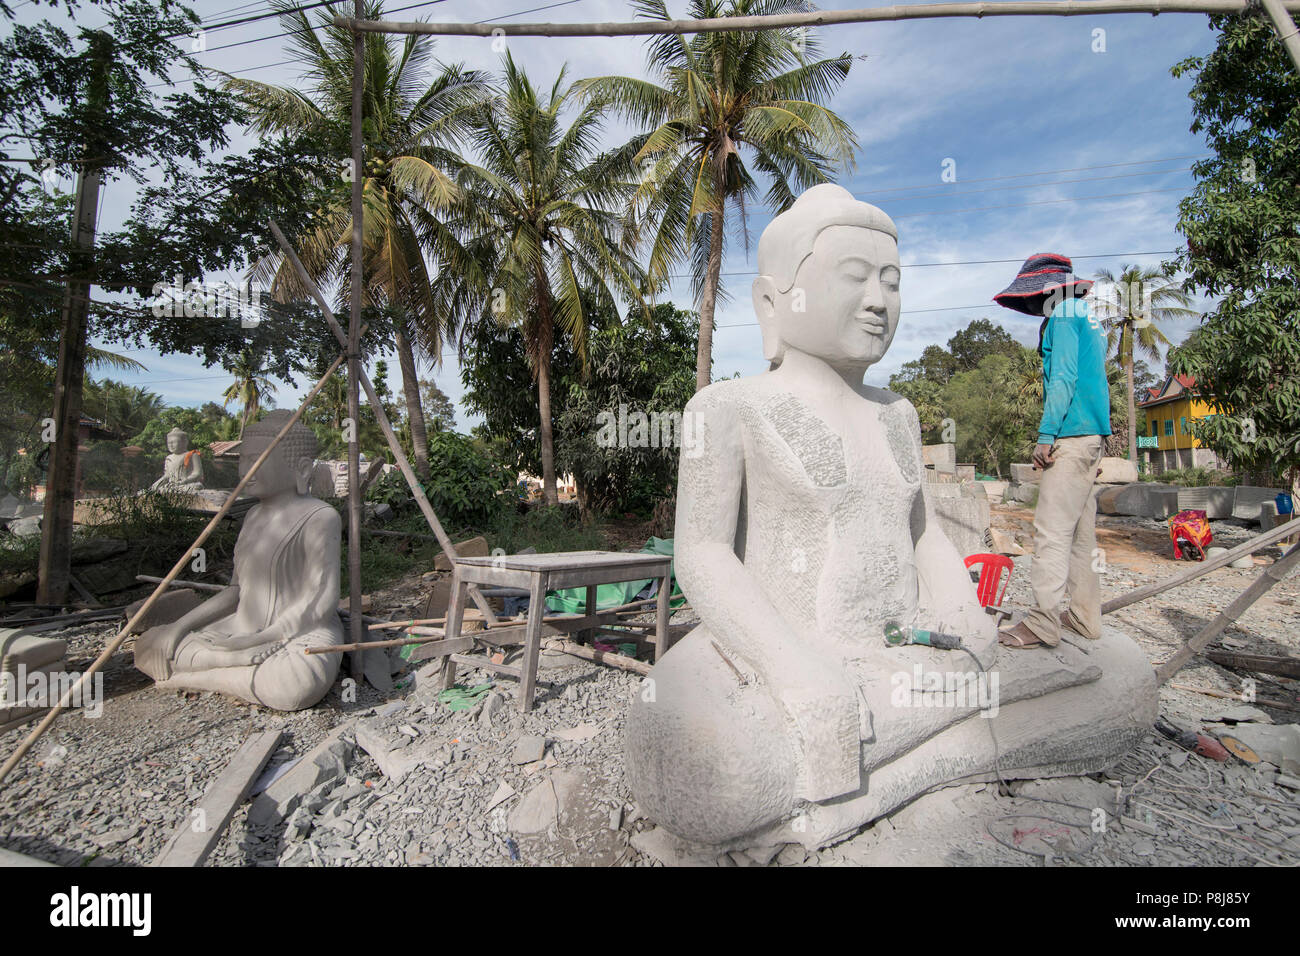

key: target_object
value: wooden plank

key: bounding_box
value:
[407,636,475,663]
[1203,649,1300,680]
[152,730,283,867]
[518,573,548,712]
[1156,543,1300,684]
[1102,517,1300,615]
[655,572,671,662]
[439,571,467,692]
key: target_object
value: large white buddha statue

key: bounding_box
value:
[134,411,344,711]
[150,427,204,491]
[624,184,1156,849]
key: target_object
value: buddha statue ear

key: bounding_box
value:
[753,275,784,364]
[295,459,311,496]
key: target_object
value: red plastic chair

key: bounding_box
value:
[964,553,1013,608]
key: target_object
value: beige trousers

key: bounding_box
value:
[1024,435,1104,646]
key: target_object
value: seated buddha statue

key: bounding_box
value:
[133,410,344,711]
[150,427,204,491]
[623,184,1156,849]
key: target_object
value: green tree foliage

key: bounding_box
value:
[579,0,857,392]
[418,380,456,431]
[946,318,1022,373]
[555,303,698,515]
[222,0,492,477]
[1170,12,1300,487]
[894,344,958,387]
[433,54,648,505]
[367,430,513,528]
[82,379,165,439]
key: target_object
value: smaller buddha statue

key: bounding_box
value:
[133,411,344,711]
[150,427,204,491]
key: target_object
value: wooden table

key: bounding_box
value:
[439,551,673,712]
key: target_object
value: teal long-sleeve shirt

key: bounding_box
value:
[1037,297,1112,445]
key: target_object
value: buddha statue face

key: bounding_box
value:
[166,429,188,454]
[238,412,316,499]
[752,184,901,372]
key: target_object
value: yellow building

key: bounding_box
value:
[1137,374,1225,474]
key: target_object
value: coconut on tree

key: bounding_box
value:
[220,0,492,477]
[579,0,858,391]
[1092,264,1196,462]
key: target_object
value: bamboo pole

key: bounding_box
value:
[346,0,366,671]
[542,639,651,676]
[1261,0,1300,71]
[336,0,1300,38]
[1155,542,1300,684]
[1101,516,1299,615]
[0,349,349,786]
[135,574,224,593]
[268,221,499,627]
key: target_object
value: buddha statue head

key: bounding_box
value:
[752,183,900,371]
[166,427,189,454]
[239,410,318,499]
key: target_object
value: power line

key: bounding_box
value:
[148,0,585,88]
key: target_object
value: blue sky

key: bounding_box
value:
[10,0,1218,424]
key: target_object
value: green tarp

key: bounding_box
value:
[544,536,686,614]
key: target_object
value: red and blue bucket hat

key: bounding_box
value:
[993,253,1093,317]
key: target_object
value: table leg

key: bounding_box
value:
[655,571,671,662]
[578,584,598,643]
[518,573,547,712]
[439,568,467,692]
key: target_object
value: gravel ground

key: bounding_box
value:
[1,506,1296,867]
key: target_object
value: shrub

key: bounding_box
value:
[367,431,514,529]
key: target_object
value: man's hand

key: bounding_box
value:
[1032,442,1056,470]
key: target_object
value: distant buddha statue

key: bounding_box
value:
[133,411,344,711]
[150,427,204,491]
[623,184,1156,850]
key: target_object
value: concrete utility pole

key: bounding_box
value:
[37,33,110,606]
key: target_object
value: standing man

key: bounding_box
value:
[993,254,1111,649]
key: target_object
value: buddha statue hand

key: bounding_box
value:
[134,622,189,681]
[775,657,864,802]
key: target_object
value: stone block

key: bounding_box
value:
[1233,486,1280,521]
[1096,457,1138,484]
[433,535,491,571]
[248,725,355,827]
[1010,463,1039,484]
[1175,485,1234,520]
[979,479,1009,501]
[921,442,956,475]
[1097,483,1179,518]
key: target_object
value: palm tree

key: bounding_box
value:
[1092,264,1196,463]
[434,55,647,505]
[82,379,165,439]
[222,349,277,435]
[222,0,491,478]
[579,0,858,391]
